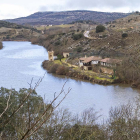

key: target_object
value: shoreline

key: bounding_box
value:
[42,60,121,85]
[2,40,139,88]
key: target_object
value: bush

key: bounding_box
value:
[55,40,61,46]
[31,37,39,44]
[0,42,3,49]
[57,54,63,61]
[56,66,68,75]
[72,33,83,40]
[96,25,106,33]
[47,34,55,39]
[122,33,128,38]
[76,47,82,52]
[50,64,59,73]
[6,35,10,39]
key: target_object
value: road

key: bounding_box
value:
[84,30,97,39]
[84,31,90,38]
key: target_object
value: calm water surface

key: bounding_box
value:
[1,41,140,119]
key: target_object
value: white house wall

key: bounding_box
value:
[91,61,99,65]
[79,61,83,67]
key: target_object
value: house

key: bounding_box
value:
[79,56,102,70]
[63,52,73,58]
[100,58,122,67]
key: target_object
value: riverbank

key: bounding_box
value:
[0,42,3,49]
[42,59,120,85]
[1,41,140,127]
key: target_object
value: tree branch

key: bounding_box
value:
[0,91,11,118]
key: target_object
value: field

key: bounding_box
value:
[36,24,74,30]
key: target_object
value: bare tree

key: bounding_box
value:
[0,73,71,140]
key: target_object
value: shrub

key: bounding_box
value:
[55,40,61,46]
[72,33,83,40]
[0,42,3,49]
[76,47,82,52]
[96,25,106,33]
[56,66,67,75]
[105,22,109,24]
[50,64,59,73]
[122,33,128,38]
[47,34,55,39]
[31,37,39,44]
[57,54,63,61]
[6,35,10,39]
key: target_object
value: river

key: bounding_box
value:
[1,41,140,120]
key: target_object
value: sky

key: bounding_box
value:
[0,0,140,20]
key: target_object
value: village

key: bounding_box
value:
[48,51,122,76]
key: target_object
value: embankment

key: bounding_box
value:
[42,60,120,85]
[0,42,3,49]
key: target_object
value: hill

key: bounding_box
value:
[5,10,130,25]
[0,20,41,41]
[29,12,140,85]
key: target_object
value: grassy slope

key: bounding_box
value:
[0,20,41,41]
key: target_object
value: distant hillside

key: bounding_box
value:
[5,10,130,25]
[0,20,39,32]
[0,20,41,41]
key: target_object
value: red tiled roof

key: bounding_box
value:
[63,51,73,53]
[80,56,102,63]
[100,58,122,64]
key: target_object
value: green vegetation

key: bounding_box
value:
[42,60,115,84]
[72,33,83,40]
[57,54,63,61]
[1,86,140,139]
[116,54,140,87]
[0,42,3,49]
[0,21,41,42]
[0,20,40,33]
[76,47,82,52]
[37,24,73,30]
[96,25,106,33]
[55,40,61,46]
[122,33,128,38]
[69,20,97,24]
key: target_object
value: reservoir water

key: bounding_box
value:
[1,41,140,120]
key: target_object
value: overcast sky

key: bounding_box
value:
[0,0,140,20]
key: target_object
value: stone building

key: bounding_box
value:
[63,52,73,58]
[48,51,54,61]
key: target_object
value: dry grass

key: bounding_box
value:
[0,27,13,32]
[36,24,74,30]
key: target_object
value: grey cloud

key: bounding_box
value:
[39,6,48,11]
[65,0,140,11]
[39,4,66,12]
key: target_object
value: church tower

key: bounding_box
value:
[48,51,54,61]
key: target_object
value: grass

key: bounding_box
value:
[94,76,114,82]
[54,60,62,65]
[54,58,67,65]
[36,24,74,30]
[61,58,66,62]
[74,67,80,70]
[53,58,115,83]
